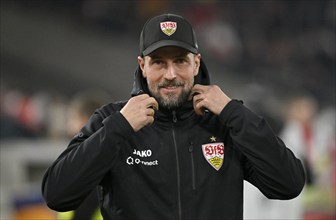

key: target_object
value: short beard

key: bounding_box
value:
[149,80,193,110]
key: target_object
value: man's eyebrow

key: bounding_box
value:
[175,54,189,58]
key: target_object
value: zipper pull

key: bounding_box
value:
[189,141,194,152]
[172,110,177,123]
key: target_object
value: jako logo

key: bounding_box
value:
[126,148,158,166]
[133,149,152,157]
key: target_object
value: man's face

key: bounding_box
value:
[138,46,201,109]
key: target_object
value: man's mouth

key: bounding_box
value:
[162,85,179,89]
[160,86,180,93]
[158,80,184,94]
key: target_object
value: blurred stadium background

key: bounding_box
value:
[1,0,335,219]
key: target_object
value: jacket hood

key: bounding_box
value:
[131,59,211,97]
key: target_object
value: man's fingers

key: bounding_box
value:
[191,84,206,95]
[144,108,155,126]
[194,102,205,116]
[146,116,155,126]
[193,96,205,116]
[190,84,208,100]
[120,94,158,132]
[135,93,151,100]
[146,97,159,111]
[134,94,158,110]
[146,108,155,117]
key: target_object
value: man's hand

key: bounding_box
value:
[191,84,231,116]
[120,94,158,132]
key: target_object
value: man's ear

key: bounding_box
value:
[138,56,146,77]
[194,53,201,76]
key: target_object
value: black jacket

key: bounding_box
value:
[42,60,305,220]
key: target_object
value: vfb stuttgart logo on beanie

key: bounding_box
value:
[160,21,177,36]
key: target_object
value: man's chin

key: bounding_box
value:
[155,95,179,109]
[153,89,191,109]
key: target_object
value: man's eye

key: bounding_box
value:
[176,59,186,64]
[153,60,163,64]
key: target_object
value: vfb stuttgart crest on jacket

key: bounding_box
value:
[160,21,177,36]
[202,142,224,171]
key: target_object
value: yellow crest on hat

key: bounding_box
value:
[160,21,177,36]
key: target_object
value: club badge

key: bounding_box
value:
[202,142,224,171]
[160,21,177,36]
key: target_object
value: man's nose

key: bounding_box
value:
[164,63,177,80]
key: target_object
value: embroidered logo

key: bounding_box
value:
[160,21,177,36]
[126,149,158,166]
[202,142,224,171]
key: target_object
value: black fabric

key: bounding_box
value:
[72,190,99,220]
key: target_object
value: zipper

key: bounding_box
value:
[189,140,196,193]
[172,110,177,123]
[171,110,182,220]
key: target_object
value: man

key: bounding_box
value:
[42,14,305,220]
